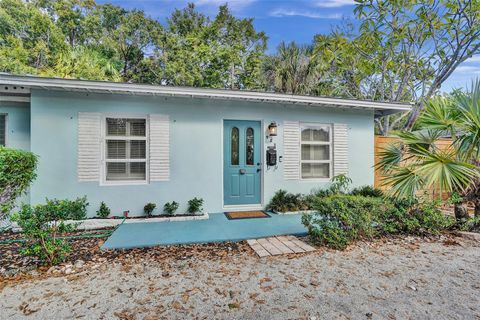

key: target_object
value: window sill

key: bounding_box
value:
[299,178,330,183]
[100,180,149,187]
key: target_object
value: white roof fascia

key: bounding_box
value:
[0,74,412,115]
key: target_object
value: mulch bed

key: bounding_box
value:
[0,230,253,284]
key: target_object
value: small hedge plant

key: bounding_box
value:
[11,200,85,265]
[267,190,312,213]
[144,203,156,217]
[350,185,384,198]
[164,201,179,216]
[96,201,111,218]
[0,147,38,219]
[302,195,453,250]
[187,197,204,214]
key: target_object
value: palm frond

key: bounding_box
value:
[382,165,424,198]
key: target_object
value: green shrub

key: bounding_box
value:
[311,188,333,198]
[302,195,387,249]
[144,203,156,217]
[350,185,384,197]
[459,216,480,232]
[64,196,89,220]
[187,197,204,214]
[267,190,311,212]
[163,201,179,216]
[11,202,77,265]
[303,195,453,250]
[378,198,454,235]
[96,201,111,218]
[0,147,38,219]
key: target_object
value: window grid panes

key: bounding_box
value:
[105,118,147,181]
[300,124,331,179]
[0,115,5,146]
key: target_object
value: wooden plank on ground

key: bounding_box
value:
[276,236,305,253]
[257,238,282,255]
[248,236,316,257]
[288,237,316,252]
[268,237,294,254]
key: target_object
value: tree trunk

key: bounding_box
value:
[454,203,470,221]
[475,200,480,218]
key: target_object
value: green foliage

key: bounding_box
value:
[0,147,38,219]
[187,197,204,214]
[11,201,79,265]
[329,174,352,194]
[144,203,156,217]
[96,201,111,218]
[302,195,386,249]
[377,198,453,235]
[350,185,383,198]
[163,201,179,216]
[459,216,480,233]
[302,195,453,250]
[377,85,480,204]
[267,189,311,213]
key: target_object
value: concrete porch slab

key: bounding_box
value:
[101,212,308,250]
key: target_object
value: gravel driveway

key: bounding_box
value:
[1,236,479,319]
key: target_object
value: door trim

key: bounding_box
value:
[221,118,264,210]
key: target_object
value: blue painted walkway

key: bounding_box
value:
[102,213,308,249]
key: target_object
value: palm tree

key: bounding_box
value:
[263,42,318,95]
[377,81,480,220]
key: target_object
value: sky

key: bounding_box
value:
[98,0,480,92]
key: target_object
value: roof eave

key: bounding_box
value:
[0,74,412,116]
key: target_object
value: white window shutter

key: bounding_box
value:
[283,121,300,180]
[149,114,170,181]
[333,123,348,176]
[78,112,101,182]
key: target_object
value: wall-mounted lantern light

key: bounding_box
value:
[268,122,278,137]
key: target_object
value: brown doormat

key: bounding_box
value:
[224,211,270,220]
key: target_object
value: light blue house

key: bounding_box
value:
[0,74,410,216]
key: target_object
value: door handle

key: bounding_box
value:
[257,168,262,173]
[239,169,246,175]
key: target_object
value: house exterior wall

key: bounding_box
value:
[0,102,30,151]
[29,89,375,216]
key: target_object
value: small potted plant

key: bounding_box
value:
[163,201,179,216]
[187,197,204,215]
[144,203,156,218]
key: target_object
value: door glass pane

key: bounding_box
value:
[0,115,5,146]
[231,127,239,165]
[301,145,329,160]
[301,163,330,179]
[301,126,330,142]
[246,127,254,165]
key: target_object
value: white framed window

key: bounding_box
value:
[300,123,332,179]
[103,116,148,184]
[0,114,6,146]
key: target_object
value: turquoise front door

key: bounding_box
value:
[224,120,262,206]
